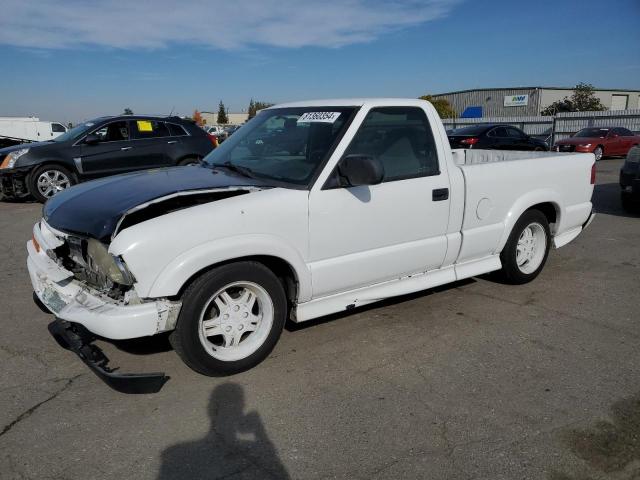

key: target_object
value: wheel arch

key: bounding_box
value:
[173,255,300,307]
[26,160,79,198]
[27,159,79,177]
[175,153,202,166]
[495,191,562,254]
[140,235,312,303]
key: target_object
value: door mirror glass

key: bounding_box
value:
[84,133,100,145]
[337,154,384,187]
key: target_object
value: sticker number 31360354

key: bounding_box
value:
[297,112,341,123]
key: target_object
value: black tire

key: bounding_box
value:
[177,157,200,166]
[169,261,287,376]
[28,164,76,203]
[498,209,551,285]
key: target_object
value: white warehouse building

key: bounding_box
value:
[431,87,640,118]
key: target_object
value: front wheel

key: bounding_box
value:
[170,262,287,376]
[498,209,551,284]
[593,146,603,161]
[28,164,76,203]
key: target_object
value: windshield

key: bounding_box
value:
[574,128,609,138]
[203,107,357,187]
[52,121,98,143]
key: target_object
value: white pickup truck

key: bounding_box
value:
[27,99,595,393]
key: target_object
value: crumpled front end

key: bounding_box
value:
[28,219,181,340]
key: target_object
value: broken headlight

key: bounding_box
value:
[0,148,30,169]
[86,239,135,286]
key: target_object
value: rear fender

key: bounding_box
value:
[494,189,562,254]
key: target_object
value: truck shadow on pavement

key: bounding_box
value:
[157,383,290,480]
[592,182,638,218]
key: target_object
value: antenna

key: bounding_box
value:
[168,106,175,117]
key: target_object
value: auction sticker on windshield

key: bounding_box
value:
[297,112,341,123]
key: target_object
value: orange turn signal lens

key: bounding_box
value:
[0,155,10,169]
[32,233,41,252]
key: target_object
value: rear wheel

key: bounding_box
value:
[593,146,603,161]
[498,209,551,284]
[169,262,287,376]
[28,164,76,203]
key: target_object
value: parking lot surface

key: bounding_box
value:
[0,158,638,480]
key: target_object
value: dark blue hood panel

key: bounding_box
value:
[43,166,267,241]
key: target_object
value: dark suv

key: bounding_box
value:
[0,115,215,202]
[621,145,640,213]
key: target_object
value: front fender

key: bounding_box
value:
[145,234,312,302]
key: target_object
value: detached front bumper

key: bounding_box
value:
[0,168,29,197]
[27,232,180,340]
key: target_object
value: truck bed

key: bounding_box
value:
[451,149,595,265]
[451,148,580,165]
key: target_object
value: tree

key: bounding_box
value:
[248,99,274,119]
[217,101,229,124]
[419,95,456,119]
[192,109,204,126]
[540,83,607,116]
[123,107,133,115]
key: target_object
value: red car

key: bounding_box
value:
[553,127,640,161]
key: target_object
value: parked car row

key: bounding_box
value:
[204,124,241,143]
[3,110,637,205]
[0,115,216,202]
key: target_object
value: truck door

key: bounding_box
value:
[308,106,450,298]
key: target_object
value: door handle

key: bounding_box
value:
[432,188,449,201]
[167,140,177,144]
[121,147,132,151]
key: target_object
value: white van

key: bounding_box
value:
[0,117,67,145]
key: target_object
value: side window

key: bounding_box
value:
[167,123,188,136]
[51,123,66,133]
[506,127,525,138]
[343,107,439,182]
[131,120,170,139]
[490,127,509,137]
[89,121,130,142]
[617,128,634,137]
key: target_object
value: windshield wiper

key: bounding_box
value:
[212,161,256,179]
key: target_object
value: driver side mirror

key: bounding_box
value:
[337,154,384,187]
[84,133,101,145]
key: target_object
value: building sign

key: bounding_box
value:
[504,94,529,107]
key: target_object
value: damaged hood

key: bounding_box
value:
[43,166,270,241]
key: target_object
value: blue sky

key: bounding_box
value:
[0,0,638,124]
